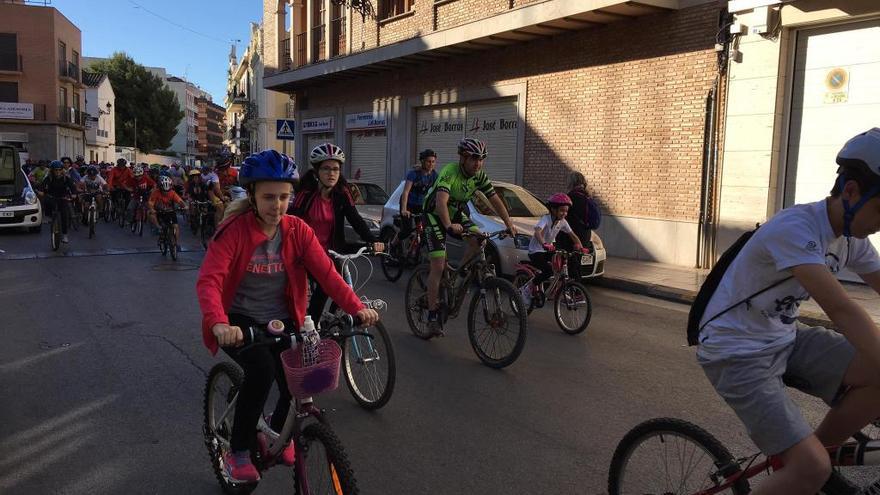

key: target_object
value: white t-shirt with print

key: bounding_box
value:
[528,214,573,254]
[697,199,880,362]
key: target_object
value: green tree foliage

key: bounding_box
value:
[89,53,184,152]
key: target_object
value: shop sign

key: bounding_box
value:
[302,116,334,133]
[346,112,386,130]
[0,102,33,120]
[467,116,518,133]
[418,118,464,135]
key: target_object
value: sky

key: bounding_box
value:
[54,0,265,103]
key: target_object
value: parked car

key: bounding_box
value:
[380,180,606,279]
[342,181,387,245]
[0,146,42,233]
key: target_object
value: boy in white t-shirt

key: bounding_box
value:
[525,193,584,305]
[697,128,880,494]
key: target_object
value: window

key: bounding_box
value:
[72,50,79,66]
[0,82,17,102]
[73,92,80,111]
[58,41,66,63]
[59,87,67,107]
[380,0,413,19]
[0,33,17,71]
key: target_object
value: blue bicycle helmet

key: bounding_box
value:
[49,160,64,170]
[239,150,297,186]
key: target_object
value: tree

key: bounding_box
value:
[89,53,184,153]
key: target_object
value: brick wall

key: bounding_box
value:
[300,4,719,223]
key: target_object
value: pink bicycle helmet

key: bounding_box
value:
[547,193,572,208]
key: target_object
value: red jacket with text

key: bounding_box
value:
[196,210,364,355]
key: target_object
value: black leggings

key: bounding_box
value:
[528,252,554,287]
[46,197,71,234]
[222,313,294,452]
[307,260,343,324]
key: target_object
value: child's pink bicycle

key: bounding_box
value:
[608,417,880,494]
[512,248,593,335]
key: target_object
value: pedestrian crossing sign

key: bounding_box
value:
[276,119,296,140]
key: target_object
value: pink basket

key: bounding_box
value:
[280,340,342,399]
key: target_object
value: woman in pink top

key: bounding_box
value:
[196,150,379,483]
[288,143,384,322]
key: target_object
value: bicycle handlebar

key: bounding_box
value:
[237,316,367,351]
[328,245,392,260]
[462,229,511,241]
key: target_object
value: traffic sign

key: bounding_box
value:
[276,119,295,140]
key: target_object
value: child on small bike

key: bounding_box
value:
[524,193,584,306]
[148,176,186,249]
[197,150,379,484]
[697,128,880,494]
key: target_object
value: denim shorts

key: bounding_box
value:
[699,326,854,455]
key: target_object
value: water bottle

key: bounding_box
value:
[300,315,320,367]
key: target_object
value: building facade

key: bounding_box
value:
[196,96,225,164]
[263,0,724,267]
[166,76,208,167]
[82,71,115,163]
[717,0,880,271]
[0,1,88,161]
[225,22,292,162]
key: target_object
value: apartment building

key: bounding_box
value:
[82,71,115,163]
[262,0,724,267]
[0,1,87,161]
[196,96,225,163]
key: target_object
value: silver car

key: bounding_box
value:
[0,147,42,233]
[380,180,606,278]
[342,181,386,245]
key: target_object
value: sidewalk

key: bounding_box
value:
[592,256,880,328]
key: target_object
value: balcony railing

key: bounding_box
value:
[295,33,306,68]
[331,16,346,58]
[0,54,22,72]
[281,37,291,71]
[311,25,326,63]
[58,61,80,82]
[58,106,87,126]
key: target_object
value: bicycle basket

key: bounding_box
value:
[552,252,566,273]
[280,340,342,399]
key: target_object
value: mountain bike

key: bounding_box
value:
[47,196,69,251]
[204,326,358,495]
[110,189,129,228]
[380,213,427,282]
[80,191,103,239]
[157,207,181,261]
[321,245,396,410]
[190,200,216,249]
[607,417,880,494]
[101,192,112,223]
[404,229,527,369]
[130,191,149,236]
[512,248,593,335]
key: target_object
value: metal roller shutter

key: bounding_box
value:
[465,98,518,184]
[349,129,388,190]
[416,105,466,166]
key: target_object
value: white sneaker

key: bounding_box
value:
[61,234,69,243]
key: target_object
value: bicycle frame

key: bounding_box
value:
[442,232,502,319]
[696,440,880,495]
[515,251,574,300]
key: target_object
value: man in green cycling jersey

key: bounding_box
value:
[422,138,518,336]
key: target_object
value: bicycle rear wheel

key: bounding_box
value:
[340,320,396,410]
[203,362,257,495]
[88,209,96,239]
[553,280,592,335]
[170,232,178,261]
[404,266,434,340]
[821,426,880,494]
[511,271,536,315]
[380,229,403,282]
[608,417,750,495]
[295,423,358,495]
[467,276,527,369]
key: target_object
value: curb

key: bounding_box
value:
[593,275,834,329]
[0,246,202,260]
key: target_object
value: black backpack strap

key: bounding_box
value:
[697,275,794,342]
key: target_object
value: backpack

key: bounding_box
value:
[586,197,602,230]
[686,224,793,346]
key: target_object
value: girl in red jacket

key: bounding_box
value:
[196,150,379,483]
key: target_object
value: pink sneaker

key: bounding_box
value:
[223,451,260,483]
[280,441,296,466]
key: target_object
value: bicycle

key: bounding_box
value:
[380,213,427,282]
[80,191,103,239]
[101,192,112,223]
[607,417,880,494]
[110,189,129,228]
[512,248,593,335]
[190,200,216,249]
[130,191,149,236]
[47,196,70,251]
[321,245,396,410]
[404,229,528,369]
[204,325,358,495]
[157,207,181,261]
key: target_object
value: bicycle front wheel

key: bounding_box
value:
[88,210,96,239]
[405,266,434,340]
[295,423,358,495]
[467,276,527,369]
[203,362,257,495]
[553,280,592,335]
[341,320,396,410]
[608,418,750,495]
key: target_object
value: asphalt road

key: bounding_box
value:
[0,220,850,494]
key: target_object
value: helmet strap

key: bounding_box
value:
[839,175,880,237]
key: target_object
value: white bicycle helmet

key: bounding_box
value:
[457,138,488,159]
[158,175,172,191]
[837,128,880,174]
[309,143,345,166]
[133,166,144,177]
